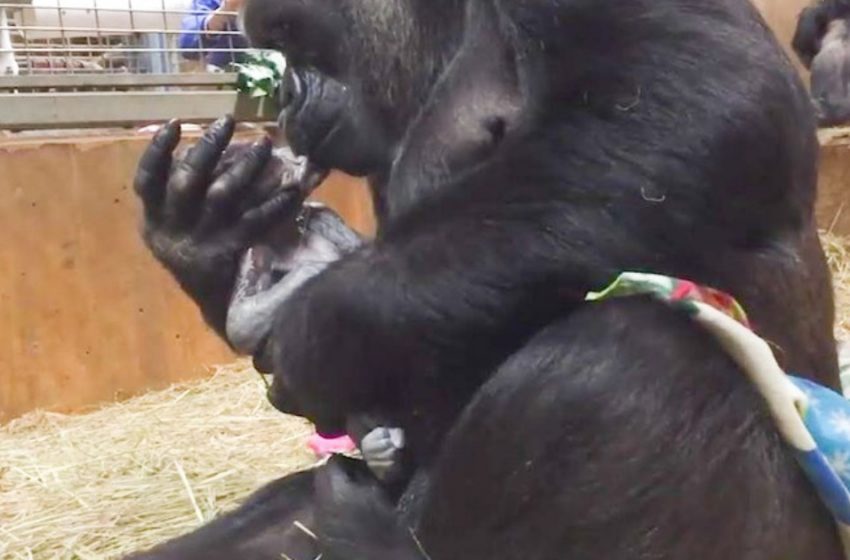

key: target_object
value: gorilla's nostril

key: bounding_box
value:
[279,69,304,109]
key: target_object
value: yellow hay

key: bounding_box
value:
[3,233,850,559]
[823,231,850,340]
[0,361,316,559]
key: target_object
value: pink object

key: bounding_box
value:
[308,433,357,457]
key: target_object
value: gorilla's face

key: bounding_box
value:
[243,0,460,179]
[243,0,527,218]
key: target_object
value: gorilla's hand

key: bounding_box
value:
[134,116,316,339]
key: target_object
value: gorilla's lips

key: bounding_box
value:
[276,68,342,163]
[275,67,387,177]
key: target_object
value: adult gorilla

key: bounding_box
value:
[133,0,842,558]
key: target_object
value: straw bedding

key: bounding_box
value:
[0,362,316,559]
[824,232,850,340]
[4,233,850,559]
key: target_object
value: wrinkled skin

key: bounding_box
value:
[794,0,850,125]
[134,119,325,337]
[133,0,843,558]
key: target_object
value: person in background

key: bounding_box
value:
[179,0,248,70]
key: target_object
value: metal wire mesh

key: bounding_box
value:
[0,1,277,129]
[0,0,250,78]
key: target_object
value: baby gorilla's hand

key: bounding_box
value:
[345,414,407,485]
[360,426,406,483]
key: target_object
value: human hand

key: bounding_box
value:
[222,0,246,13]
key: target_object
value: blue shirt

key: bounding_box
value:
[179,0,248,68]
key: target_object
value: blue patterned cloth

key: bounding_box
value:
[589,273,850,555]
[789,376,850,527]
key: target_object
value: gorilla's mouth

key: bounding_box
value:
[278,67,304,111]
[275,67,361,173]
[309,118,345,160]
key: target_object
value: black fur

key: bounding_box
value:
[133,0,842,557]
[253,0,838,446]
[125,470,319,560]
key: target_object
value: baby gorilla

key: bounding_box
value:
[228,202,408,483]
[215,139,409,483]
[225,199,362,356]
[127,130,409,560]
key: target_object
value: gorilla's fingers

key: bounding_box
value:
[237,188,303,240]
[164,115,235,228]
[197,137,273,235]
[134,119,181,221]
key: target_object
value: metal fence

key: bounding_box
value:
[0,1,276,130]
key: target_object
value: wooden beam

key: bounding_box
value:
[0,90,279,129]
[0,72,238,90]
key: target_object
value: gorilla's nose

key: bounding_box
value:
[278,69,304,110]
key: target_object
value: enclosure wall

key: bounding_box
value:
[753,0,810,77]
[0,132,374,421]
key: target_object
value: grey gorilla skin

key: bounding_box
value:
[131,0,844,558]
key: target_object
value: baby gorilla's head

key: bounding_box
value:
[221,144,363,357]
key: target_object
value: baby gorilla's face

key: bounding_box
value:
[223,145,364,355]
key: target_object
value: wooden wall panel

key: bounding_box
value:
[818,131,850,235]
[0,131,373,421]
[753,0,809,71]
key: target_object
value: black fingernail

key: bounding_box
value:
[212,114,233,131]
[155,119,181,147]
[156,121,172,137]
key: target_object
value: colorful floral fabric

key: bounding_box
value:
[588,272,850,557]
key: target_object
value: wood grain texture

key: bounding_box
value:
[0,131,373,421]
[753,0,810,78]
[818,130,850,235]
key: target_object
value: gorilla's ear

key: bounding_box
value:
[386,0,529,218]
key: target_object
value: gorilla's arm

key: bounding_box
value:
[264,173,644,432]
[794,0,850,66]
